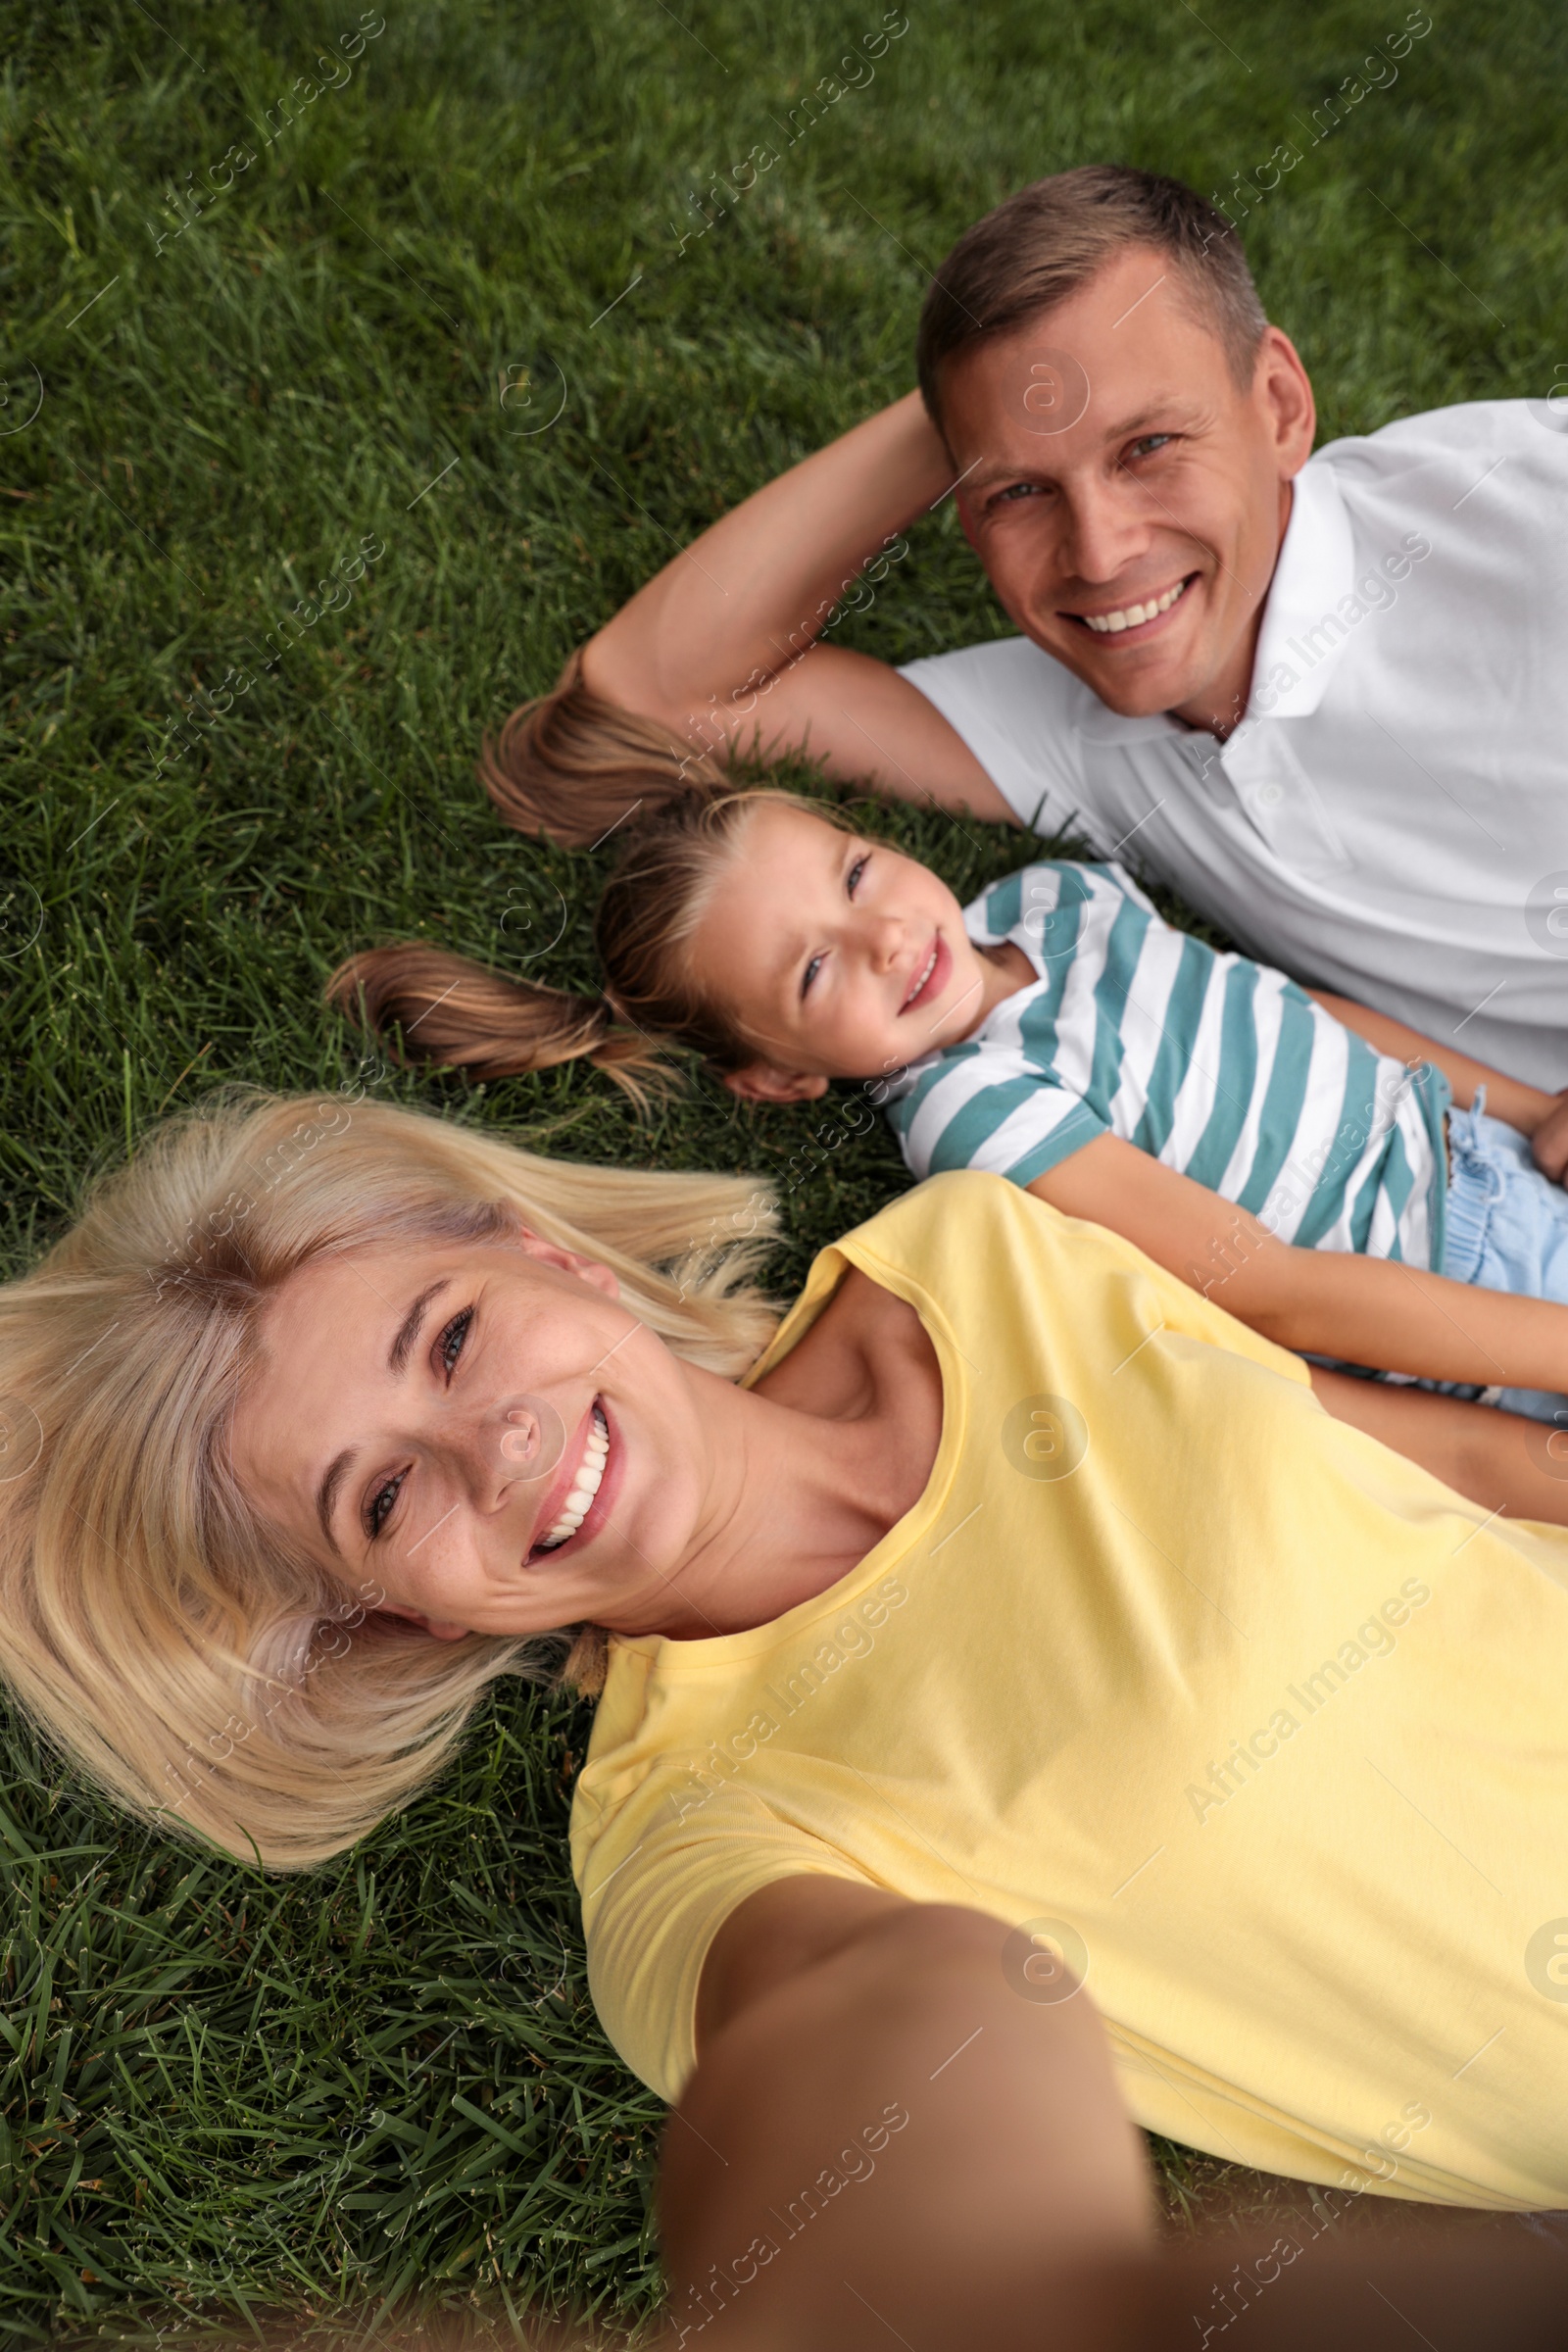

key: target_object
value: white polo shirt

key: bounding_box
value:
[900,400,1568,1090]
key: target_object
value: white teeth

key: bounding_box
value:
[1081,577,1190,635]
[904,943,938,1007]
[534,1406,609,1553]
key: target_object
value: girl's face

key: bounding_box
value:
[685,805,999,1102]
[230,1229,720,1641]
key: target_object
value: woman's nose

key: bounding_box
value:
[466,1395,567,1502]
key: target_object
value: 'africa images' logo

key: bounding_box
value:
[1002,1393,1090,1480]
[1526,1919,1568,2002]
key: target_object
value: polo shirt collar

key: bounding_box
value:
[1246,458,1357,717]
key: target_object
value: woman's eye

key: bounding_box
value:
[847,855,869,897]
[801,953,824,1001]
[436,1305,472,1379]
[365,1470,405,1542]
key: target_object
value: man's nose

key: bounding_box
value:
[1056,470,1151,588]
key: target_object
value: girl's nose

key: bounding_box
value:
[867,915,906,972]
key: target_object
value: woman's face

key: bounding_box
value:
[231,1226,717,1641]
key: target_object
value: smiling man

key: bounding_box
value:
[582,165,1568,1088]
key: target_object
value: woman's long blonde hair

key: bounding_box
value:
[0,1091,778,1870]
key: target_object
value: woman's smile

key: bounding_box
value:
[527,1397,618,1563]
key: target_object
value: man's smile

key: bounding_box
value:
[1062,571,1198,640]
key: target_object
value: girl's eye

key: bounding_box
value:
[365,1469,406,1542]
[436,1305,472,1378]
[847,855,869,896]
[801,953,824,1001]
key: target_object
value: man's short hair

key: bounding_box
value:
[916,165,1269,427]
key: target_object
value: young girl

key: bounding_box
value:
[332,782,1568,1420]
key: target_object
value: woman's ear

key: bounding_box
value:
[375,1603,470,1642]
[497,1204,621,1298]
[722,1061,831,1104]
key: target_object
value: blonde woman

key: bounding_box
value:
[4,1091,1568,2348]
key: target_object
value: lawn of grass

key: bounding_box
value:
[2,0,1566,2338]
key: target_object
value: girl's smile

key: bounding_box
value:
[901,931,953,1013]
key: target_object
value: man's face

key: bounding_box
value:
[941,245,1316,731]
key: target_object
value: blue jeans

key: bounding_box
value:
[1440,1094,1568,1425]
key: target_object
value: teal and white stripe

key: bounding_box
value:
[883,861,1451,1268]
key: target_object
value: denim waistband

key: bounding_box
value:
[1442,1091,1499,1286]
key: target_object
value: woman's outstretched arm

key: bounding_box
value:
[580,392,1010,816]
[659,1878,1568,2351]
[1030,1137,1568,1401]
[660,1879,1155,2350]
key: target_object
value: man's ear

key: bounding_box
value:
[721,1061,831,1104]
[1253,323,1316,476]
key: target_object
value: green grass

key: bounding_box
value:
[2,0,1565,2336]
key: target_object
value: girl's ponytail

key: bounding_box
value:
[478,648,725,849]
[326,944,669,1102]
[329,786,852,1110]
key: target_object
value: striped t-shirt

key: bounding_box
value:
[883,861,1452,1268]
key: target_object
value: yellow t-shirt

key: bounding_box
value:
[570,1172,1568,2208]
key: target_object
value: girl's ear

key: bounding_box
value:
[722,1061,831,1104]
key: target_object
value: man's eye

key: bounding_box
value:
[436,1305,472,1378]
[1126,434,1174,460]
[801,953,824,1000]
[365,1470,405,1541]
[991,482,1040,507]
[847,855,869,897]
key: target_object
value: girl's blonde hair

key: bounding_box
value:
[329,659,854,1097]
[0,1091,779,1870]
